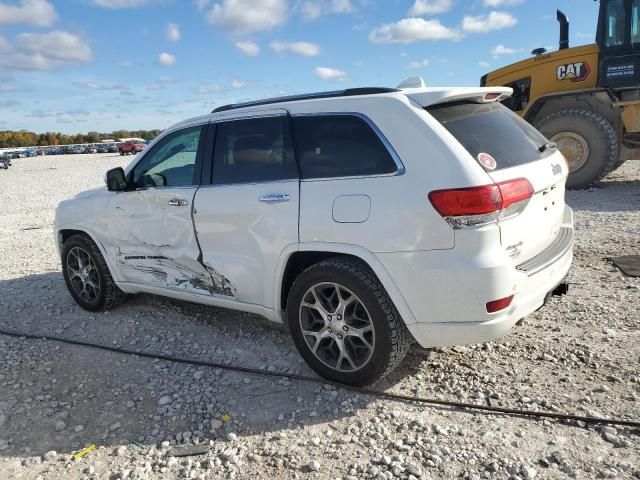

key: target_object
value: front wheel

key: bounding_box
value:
[287,258,411,386]
[61,234,126,311]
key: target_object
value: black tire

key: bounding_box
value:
[61,233,127,311]
[286,257,412,386]
[535,109,618,189]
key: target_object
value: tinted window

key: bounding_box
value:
[427,102,550,170]
[212,116,296,185]
[633,0,640,44]
[132,126,202,187]
[292,115,397,179]
[606,0,626,47]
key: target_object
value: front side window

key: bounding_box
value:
[212,116,297,185]
[132,126,202,187]
[606,0,626,47]
[292,115,398,179]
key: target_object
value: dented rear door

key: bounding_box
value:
[192,112,299,307]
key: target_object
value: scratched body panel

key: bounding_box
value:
[105,187,236,297]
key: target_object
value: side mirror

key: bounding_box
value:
[106,167,128,191]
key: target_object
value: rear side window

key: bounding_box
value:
[292,115,398,179]
[427,102,550,170]
[212,116,297,185]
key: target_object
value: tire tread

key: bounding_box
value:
[288,257,411,384]
[535,108,618,188]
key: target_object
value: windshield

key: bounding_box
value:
[427,101,551,170]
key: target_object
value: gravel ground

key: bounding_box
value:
[0,153,638,480]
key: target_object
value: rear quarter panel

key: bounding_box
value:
[288,95,490,253]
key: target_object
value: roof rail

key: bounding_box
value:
[211,87,400,113]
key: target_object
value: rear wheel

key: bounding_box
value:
[287,257,411,386]
[535,109,618,189]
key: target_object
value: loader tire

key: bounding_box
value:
[535,109,618,189]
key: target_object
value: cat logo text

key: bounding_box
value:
[556,62,591,82]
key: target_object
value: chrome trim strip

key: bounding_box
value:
[516,226,573,276]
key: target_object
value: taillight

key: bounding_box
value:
[486,295,513,313]
[429,178,533,229]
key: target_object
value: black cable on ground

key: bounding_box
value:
[1,328,639,429]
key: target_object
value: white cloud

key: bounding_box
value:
[483,0,521,6]
[491,43,520,57]
[313,66,346,80]
[158,52,176,66]
[0,31,92,70]
[270,40,320,56]
[300,0,354,20]
[120,60,134,68]
[194,0,210,10]
[197,83,222,93]
[330,0,353,14]
[478,60,491,68]
[407,58,430,69]
[408,0,453,16]
[71,81,124,90]
[235,40,260,56]
[89,0,161,7]
[166,23,181,41]
[369,17,460,44]
[206,0,287,34]
[462,11,517,33]
[0,0,57,27]
[231,79,250,88]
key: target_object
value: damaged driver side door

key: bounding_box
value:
[105,124,216,295]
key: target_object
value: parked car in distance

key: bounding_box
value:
[107,145,119,153]
[54,82,574,386]
[118,142,146,156]
[0,159,8,169]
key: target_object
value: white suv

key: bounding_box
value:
[54,82,573,386]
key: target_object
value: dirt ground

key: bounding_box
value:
[0,153,638,480]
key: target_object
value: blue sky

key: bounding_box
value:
[0,0,601,133]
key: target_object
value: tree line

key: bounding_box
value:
[0,129,163,148]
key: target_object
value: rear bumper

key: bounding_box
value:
[377,206,574,348]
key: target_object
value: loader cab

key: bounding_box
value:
[596,0,640,89]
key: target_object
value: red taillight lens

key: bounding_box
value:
[497,178,534,210]
[486,295,513,313]
[428,185,501,216]
[429,178,533,228]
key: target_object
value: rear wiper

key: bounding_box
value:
[538,142,557,153]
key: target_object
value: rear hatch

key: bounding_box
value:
[427,101,568,264]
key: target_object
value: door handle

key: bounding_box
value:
[259,193,290,203]
[168,198,189,207]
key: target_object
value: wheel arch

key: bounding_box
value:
[56,226,122,285]
[274,243,418,326]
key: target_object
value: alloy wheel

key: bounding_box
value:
[299,282,375,372]
[66,246,101,303]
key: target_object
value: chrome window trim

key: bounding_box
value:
[290,111,406,180]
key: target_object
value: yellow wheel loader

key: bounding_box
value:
[481,1,640,189]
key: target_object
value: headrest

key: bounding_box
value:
[233,136,272,165]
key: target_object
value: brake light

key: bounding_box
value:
[486,295,513,313]
[429,178,533,229]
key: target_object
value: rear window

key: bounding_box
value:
[427,102,550,170]
[292,115,398,179]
